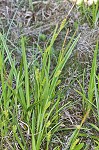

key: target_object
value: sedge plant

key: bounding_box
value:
[0,18,80,149]
[66,42,99,150]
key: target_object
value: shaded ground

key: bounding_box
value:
[0,0,99,149]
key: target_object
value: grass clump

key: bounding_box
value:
[66,42,99,150]
[70,0,99,27]
[79,1,99,27]
[0,19,79,149]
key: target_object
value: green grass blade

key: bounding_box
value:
[21,37,30,109]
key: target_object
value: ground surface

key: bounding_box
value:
[0,0,99,150]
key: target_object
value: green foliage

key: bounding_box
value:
[0,18,79,149]
[68,42,99,149]
[75,42,98,112]
[79,2,99,27]
[70,138,84,150]
[39,33,46,41]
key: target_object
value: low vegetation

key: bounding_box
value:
[0,0,99,149]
